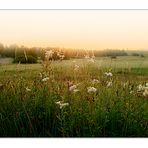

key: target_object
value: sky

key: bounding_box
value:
[0,10,148,50]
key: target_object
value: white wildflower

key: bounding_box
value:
[55,101,69,109]
[69,85,77,91]
[0,83,3,88]
[88,58,95,63]
[26,87,31,92]
[57,52,60,57]
[105,72,113,77]
[57,52,65,60]
[39,72,43,78]
[107,81,112,87]
[87,86,97,93]
[84,55,89,59]
[145,83,148,87]
[55,101,61,105]
[137,84,144,91]
[58,54,65,60]
[74,64,79,71]
[123,82,128,88]
[59,103,69,109]
[42,77,49,82]
[45,50,54,59]
[143,89,148,97]
[92,79,100,85]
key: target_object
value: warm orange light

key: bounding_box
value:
[0,10,148,50]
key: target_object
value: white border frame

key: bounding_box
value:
[0,0,148,9]
[0,0,148,148]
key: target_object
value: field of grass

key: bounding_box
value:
[0,56,148,137]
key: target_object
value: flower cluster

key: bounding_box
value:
[84,54,90,59]
[74,64,80,71]
[92,79,100,85]
[57,52,65,60]
[88,58,95,63]
[69,84,79,93]
[84,54,95,63]
[87,86,97,93]
[137,83,148,97]
[106,81,112,87]
[55,101,69,109]
[26,87,31,92]
[45,50,54,60]
[105,72,113,77]
[42,77,49,82]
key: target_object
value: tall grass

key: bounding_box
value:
[0,59,147,137]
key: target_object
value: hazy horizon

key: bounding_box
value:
[1,10,148,50]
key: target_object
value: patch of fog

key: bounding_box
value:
[0,58,13,64]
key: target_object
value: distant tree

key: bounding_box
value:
[1,44,19,58]
[111,56,117,59]
[26,48,38,59]
[132,53,139,56]
[0,43,4,55]
[13,55,37,64]
[140,54,145,57]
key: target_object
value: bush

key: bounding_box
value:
[111,56,117,59]
[140,54,145,58]
[13,55,37,64]
[132,53,139,56]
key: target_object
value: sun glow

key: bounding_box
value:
[0,10,148,50]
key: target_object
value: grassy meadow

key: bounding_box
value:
[0,56,148,137]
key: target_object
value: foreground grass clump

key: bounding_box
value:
[0,59,147,137]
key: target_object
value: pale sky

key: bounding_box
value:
[0,10,148,50]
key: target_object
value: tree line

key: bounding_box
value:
[0,43,128,63]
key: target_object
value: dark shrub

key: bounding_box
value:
[132,53,139,56]
[13,55,37,64]
[111,56,117,59]
[140,54,145,57]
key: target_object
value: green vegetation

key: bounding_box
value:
[0,43,130,63]
[13,55,37,64]
[0,56,147,137]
